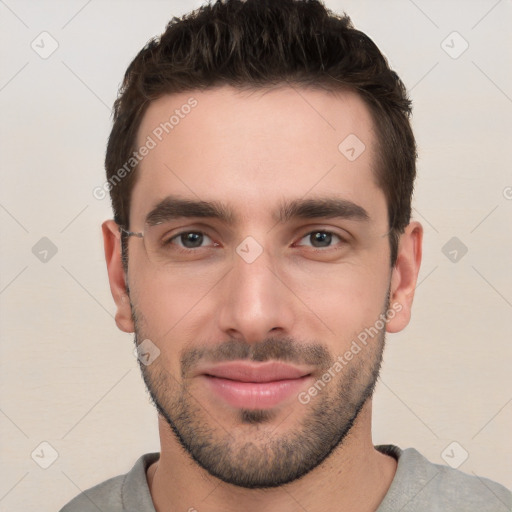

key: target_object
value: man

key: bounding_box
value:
[61,0,512,510]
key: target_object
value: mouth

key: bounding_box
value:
[197,361,313,410]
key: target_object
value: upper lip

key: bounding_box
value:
[198,361,312,383]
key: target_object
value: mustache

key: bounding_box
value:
[180,337,333,376]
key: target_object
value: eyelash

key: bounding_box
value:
[166,229,348,253]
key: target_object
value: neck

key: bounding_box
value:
[147,400,396,512]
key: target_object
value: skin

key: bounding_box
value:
[103,85,423,512]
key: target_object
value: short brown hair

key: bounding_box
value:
[105,0,416,267]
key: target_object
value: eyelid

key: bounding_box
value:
[157,222,223,239]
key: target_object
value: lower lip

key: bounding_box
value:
[202,375,311,409]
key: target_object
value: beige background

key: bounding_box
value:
[0,0,511,510]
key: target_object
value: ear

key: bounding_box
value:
[386,221,423,333]
[102,219,135,333]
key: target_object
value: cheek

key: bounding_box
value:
[285,259,390,336]
[129,260,222,340]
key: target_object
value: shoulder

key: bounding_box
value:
[59,453,159,512]
[377,445,512,512]
[59,474,125,512]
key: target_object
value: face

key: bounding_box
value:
[109,85,415,488]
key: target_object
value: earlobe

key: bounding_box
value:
[102,220,135,333]
[386,221,423,334]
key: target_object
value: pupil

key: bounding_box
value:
[311,231,331,247]
[182,232,203,248]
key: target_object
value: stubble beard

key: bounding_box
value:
[131,297,389,489]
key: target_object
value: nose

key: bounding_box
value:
[217,245,296,344]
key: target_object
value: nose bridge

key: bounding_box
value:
[217,242,295,342]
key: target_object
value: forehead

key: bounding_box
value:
[130,85,385,227]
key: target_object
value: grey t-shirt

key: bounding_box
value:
[60,445,512,511]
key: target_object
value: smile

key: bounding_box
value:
[198,361,313,409]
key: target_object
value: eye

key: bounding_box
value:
[295,230,345,249]
[168,231,216,249]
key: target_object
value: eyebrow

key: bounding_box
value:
[145,197,235,226]
[277,197,369,223]
[144,195,370,226]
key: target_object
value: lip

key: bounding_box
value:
[197,361,313,409]
[199,361,311,382]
